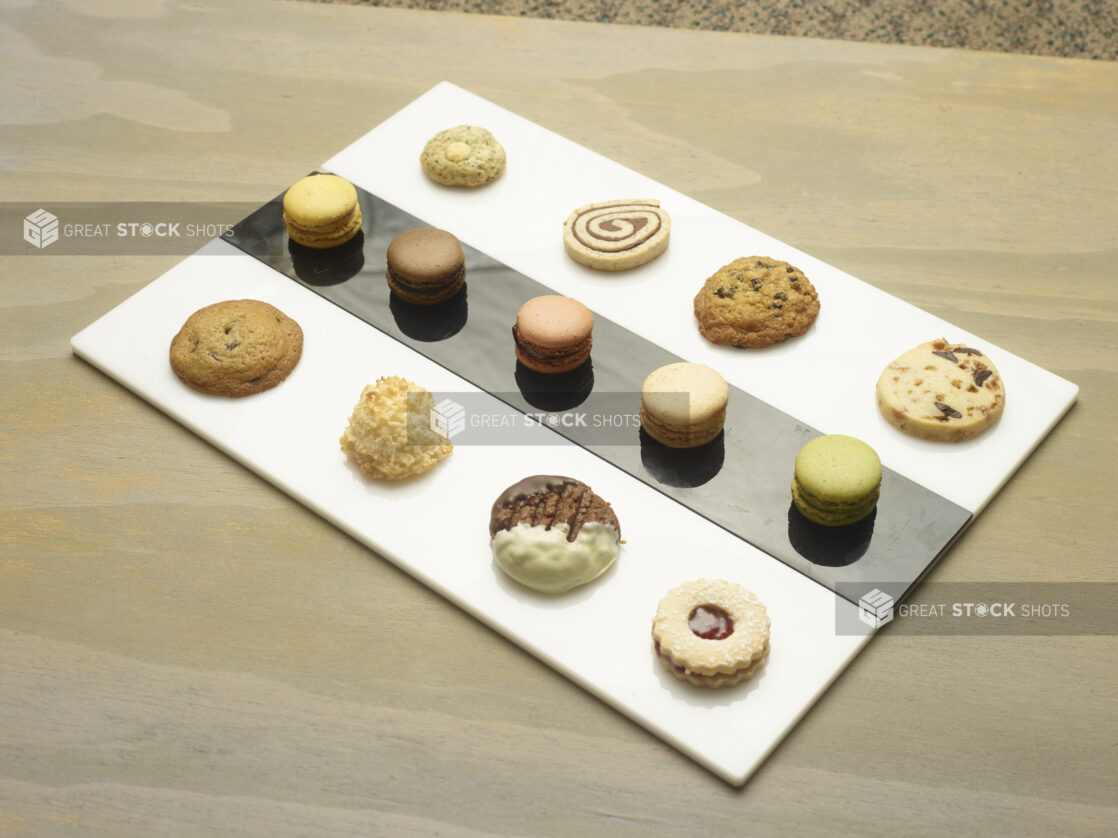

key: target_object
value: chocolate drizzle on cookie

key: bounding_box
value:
[489,475,620,542]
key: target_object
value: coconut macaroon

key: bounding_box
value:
[339,376,453,480]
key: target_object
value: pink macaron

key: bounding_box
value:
[513,295,594,374]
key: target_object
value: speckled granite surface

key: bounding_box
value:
[305,0,1117,60]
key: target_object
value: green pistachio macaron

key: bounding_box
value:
[791,434,881,526]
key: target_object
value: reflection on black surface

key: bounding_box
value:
[639,427,725,488]
[787,503,875,567]
[389,284,468,341]
[224,182,975,605]
[514,359,594,411]
[289,232,365,286]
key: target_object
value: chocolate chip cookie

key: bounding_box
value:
[168,299,303,397]
[693,257,820,348]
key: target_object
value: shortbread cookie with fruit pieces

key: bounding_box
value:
[876,338,1005,442]
[652,578,770,689]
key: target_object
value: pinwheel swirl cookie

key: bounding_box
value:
[562,199,671,271]
[652,579,770,688]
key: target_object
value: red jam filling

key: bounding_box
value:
[688,605,734,640]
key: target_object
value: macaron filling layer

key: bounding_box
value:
[387,263,465,301]
[512,324,591,365]
[791,478,879,526]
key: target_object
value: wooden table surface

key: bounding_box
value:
[2,1,1115,834]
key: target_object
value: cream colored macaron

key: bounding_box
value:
[640,362,728,448]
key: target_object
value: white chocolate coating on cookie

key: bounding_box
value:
[491,522,619,594]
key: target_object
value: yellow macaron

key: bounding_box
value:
[282,174,362,249]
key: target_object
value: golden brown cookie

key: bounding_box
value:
[420,125,506,187]
[652,578,770,688]
[168,299,303,397]
[876,338,1006,442]
[694,257,820,348]
[339,376,453,480]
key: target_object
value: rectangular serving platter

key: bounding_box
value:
[71,82,1078,785]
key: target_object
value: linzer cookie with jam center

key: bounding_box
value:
[652,579,770,689]
[562,199,671,271]
[876,338,1005,442]
[489,475,621,594]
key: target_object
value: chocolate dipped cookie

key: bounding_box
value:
[489,475,621,594]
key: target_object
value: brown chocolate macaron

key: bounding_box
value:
[385,227,465,304]
[513,295,593,374]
